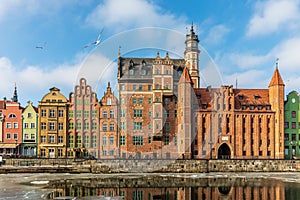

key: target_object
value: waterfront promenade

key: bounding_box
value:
[1,158,300,173]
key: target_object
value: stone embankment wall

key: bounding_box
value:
[1,158,300,173]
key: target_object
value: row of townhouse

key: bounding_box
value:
[0,79,118,159]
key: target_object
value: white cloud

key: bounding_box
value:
[246,0,300,37]
[85,0,187,32]
[272,37,300,72]
[203,24,230,46]
[228,53,270,69]
[0,52,116,106]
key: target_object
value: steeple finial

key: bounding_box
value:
[13,83,18,102]
[276,58,279,70]
[191,22,194,33]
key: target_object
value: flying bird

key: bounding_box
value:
[84,28,104,48]
[35,42,46,49]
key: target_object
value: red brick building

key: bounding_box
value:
[117,25,285,159]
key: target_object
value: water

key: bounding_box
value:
[1,173,300,199]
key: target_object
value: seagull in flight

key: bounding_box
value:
[35,42,46,49]
[84,28,104,48]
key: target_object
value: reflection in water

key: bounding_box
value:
[43,175,300,200]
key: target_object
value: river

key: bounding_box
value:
[1,172,300,199]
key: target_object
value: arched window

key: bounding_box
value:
[8,114,16,118]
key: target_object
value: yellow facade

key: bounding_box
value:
[38,87,68,158]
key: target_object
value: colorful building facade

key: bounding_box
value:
[22,101,38,156]
[38,87,68,158]
[284,91,300,159]
[68,78,100,159]
[99,82,118,158]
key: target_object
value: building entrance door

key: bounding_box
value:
[218,143,231,159]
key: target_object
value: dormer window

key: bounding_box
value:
[242,105,246,110]
[250,105,255,110]
[142,60,146,66]
[266,105,271,110]
[258,105,262,110]
[129,69,134,75]
[254,95,260,100]
[141,69,146,75]
[196,95,201,99]
[202,104,207,109]
[238,95,244,100]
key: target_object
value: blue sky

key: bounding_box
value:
[1,0,300,106]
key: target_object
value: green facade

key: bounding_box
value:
[284,91,300,159]
[22,101,38,156]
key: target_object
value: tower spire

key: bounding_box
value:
[276,58,279,70]
[13,83,18,102]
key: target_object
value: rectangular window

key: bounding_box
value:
[68,110,74,117]
[49,122,55,130]
[110,123,114,131]
[49,135,55,143]
[148,85,152,91]
[292,122,296,129]
[120,122,125,130]
[175,110,178,117]
[92,135,96,148]
[292,134,296,141]
[58,110,64,117]
[92,110,97,118]
[165,110,170,118]
[164,123,170,132]
[120,109,125,117]
[102,136,107,146]
[58,122,64,130]
[110,110,114,118]
[30,123,35,129]
[6,133,11,139]
[92,122,97,130]
[76,100,81,105]
[102,111,107,118]
[49,109,55,118]
[102,150,107,156]
[69,122,74,130]
[174,136,177,146]
[58,136,63,143]
[148,98,152,104]
[6,123,11,128]
[132,136,143,145]
[84,135,89,148]
[25,134,29,139]
[284,134,289,141]
[292,111,297,118]
[58,149,63,157]
[139,98,143,104]
[76,110,82,118]
[84,110,89,118]
[24,123,29,129]
[134,122,142,130]
[120,136,125,145]
[133,85,137,90]
[41,136,46,143]
[109,150,114,156]
[68,135,74,147]
[27,113,32,118]
[40,149,46,157]
[148,136,152,144]
[103,123,107,131]
[148,111,152,117]
[84,122,89,130]
[76,122,82,129]
[134,109,143,117]
[164,136,170,145]
[76,135,82,147]
[109,136,114,145]
[13,122,18,128]
[139,85,143,91]
[133,98,137,104]
[84,99,89,105]
[41,110,46,117]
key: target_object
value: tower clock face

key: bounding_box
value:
[292,98,296,103]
